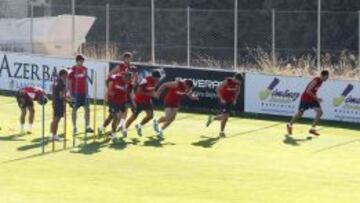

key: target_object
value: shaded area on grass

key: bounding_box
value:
[0,133,27,142]
[192,136,222,148]
[283,135,313,146]
[142,136,176,148]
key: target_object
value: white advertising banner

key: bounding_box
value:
[245,72,360,123]
[0,52,107,99]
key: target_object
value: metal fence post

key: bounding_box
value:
[106,3,110,60]
[358,11,360,79]
[317,0,321,72]
[151,0,155,64]
[30,2,34,54]
[272,8,276,67]
[187,6,191,67]
[234,0,238,70]
[71,0,76,56]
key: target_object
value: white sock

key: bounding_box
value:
[311,126,316,130]
[28,124,32,131]
[119,118,125,128]
[87,125,92,129]
[137,124,142,128]
[20,124,25,132]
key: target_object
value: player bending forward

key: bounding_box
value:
[287,70,329,136]
[16,86,48,134]
[98,72,133,141]
[50,70,69,141]
[206,73,242,137]
[153,79,198,139]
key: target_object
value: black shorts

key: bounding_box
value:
[164,102,180,109]
[70,94,89,109]
[108,102,127,115]
[133,102,153,115]
[220,102,234,114]
[298,100,321,112]
[16,92,33,109]
[53,100,65,118]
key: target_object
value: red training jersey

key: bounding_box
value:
[22,86,45,101]
[68,65,87,95]
[164,80,187,108]
[219,78,239,103]
[107,74,133,104]
[134,76,157,104]
[301,77,323,102]
[115,62,129,74]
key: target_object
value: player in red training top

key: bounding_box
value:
[16,86,48,134]
[153,79,198,139]
[287,70,329,136]
[107,52,137,131]
[110,52,132,75]
[206,73,242,137]
[98,72,133,141]
[116,65,139,131]
[68,55,93,134]
[123,70,161,137]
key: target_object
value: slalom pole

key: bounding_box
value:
[103,67,108,140]
[41,72,46,154]
[63,77,68,149]
[52,77,56,152]
[93,71,98,140]
[84,69,89,145]
[73,65,78,148]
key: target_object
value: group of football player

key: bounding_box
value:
[15,52,328,143]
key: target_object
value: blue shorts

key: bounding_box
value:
[70,94,89,109]
[220,102,233,114]
[53,100,65,118]
[108,102,127,115]
[132,102,153,115]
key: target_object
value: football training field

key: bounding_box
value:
[0,95,359,203]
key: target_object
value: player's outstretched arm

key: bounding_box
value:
[233,83,241,104]
[217,81,226,103]
[156,81,178,98]
[186,91,199,100]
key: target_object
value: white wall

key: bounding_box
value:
[245,72,360,123]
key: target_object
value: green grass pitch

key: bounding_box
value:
[0,95,359,203]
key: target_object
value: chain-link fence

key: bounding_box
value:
[0,1,359,78]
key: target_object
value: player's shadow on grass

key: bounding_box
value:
[0,133,27,142]
[142,136,176,148]
[109,138,129,151]
[192,136,222,148]
[17,137,51,151]
[18,133,71,152]
[283,135,312,146]
[71,139,110,155]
